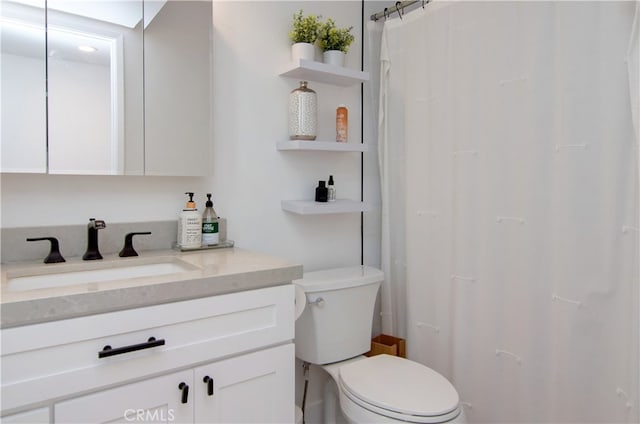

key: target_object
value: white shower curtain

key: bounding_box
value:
[371,16,408,340]
[376,1,639,422]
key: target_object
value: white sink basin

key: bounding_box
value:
[6,259,198,292]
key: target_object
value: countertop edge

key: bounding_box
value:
[1,263,303,329]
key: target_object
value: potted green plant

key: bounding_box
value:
[317,18,355,67]
[289,10,321,62]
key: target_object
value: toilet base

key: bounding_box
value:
[295,405,303,424]
[323,378,349,423]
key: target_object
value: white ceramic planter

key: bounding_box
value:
[323,50,345,67]
[291,42,315,62]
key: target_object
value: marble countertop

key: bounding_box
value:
[1,248,303,329]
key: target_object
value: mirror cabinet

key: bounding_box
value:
[1,0,212,176]
[1,0,46,173]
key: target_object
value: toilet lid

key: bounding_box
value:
[293,266,383,293]
[339,355,459,418]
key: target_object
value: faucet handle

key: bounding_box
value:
[26,237,66,264]
[89,218,106,229]
[119,232,152,257]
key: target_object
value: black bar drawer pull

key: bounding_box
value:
[98,337,165,358]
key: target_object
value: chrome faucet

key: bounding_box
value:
[83,218,106,260]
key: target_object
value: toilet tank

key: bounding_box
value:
[294,266,383,364]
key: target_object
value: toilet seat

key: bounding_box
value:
[338,355,460,423]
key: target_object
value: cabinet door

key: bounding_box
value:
[144,0,212,176]
[54,370,193,423]
[194,344,294,423]
[2,407,50,423]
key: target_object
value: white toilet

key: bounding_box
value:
[294,266,466,424]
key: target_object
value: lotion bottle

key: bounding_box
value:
[178,192,202,249]
[336,105,348,142]
[202,193,219,245]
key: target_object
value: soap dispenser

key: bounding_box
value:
[202,193,219,246]
[178,192,202,249]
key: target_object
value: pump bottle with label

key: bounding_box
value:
[202,193,219,245]
[178,192,202,249]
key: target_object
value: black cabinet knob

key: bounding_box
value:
[203,375,214,396]
[178,382,189,404]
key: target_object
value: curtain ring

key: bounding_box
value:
[384,7,389,20]
[396,1,403,19]
[422,0,426,8]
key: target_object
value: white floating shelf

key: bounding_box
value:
[281,199,367,215]
[278,59,370,86]
[277,140,368,152]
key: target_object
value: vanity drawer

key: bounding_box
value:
[1,284,293,412]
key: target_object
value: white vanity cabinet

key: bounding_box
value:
[1,284,294,423]
[54,344,294,423]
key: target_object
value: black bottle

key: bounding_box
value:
[315,180,328,202]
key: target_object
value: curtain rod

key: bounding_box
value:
[370,0,423,21]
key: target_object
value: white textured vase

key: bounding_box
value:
[291,42,315,62]
[323,50,345,67]
[288,81,317,140]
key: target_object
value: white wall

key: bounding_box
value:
[211,0,368,271]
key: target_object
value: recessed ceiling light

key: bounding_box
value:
[77,45,97,53]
